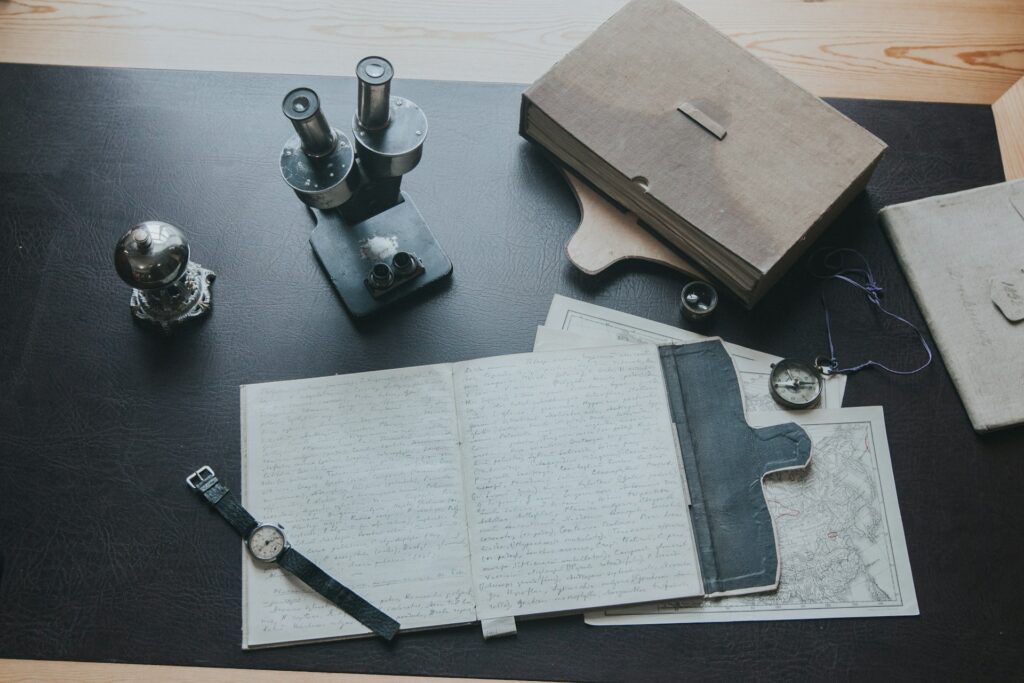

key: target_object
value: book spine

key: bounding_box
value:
[518,93,533,140]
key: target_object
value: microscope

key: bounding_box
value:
[280,57,453,317]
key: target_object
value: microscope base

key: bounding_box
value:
[309,192,453,318]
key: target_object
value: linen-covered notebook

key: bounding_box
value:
[239,342,810,647]
[880,179,1024,433]
[520,0,886,307]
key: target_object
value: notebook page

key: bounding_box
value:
[241,364,475,648]
[453,344,704,620]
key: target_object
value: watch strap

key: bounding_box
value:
[186,466,401,641]
[277,547,400,640]
[187,466,258,538]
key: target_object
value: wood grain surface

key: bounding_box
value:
[0,659,535,683]
[0,0,1023,104]
[563,171,705,278]
[994,76,1024,179]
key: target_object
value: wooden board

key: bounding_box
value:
[563,171,703,278]
[994,76,1024,180]
[0,659,536,683]
[0,0,1023,105]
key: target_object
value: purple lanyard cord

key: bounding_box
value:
[815,248,933,376]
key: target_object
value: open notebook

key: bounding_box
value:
[240,342,810,647]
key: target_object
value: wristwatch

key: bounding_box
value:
[186,466,400,640]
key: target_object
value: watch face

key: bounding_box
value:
[248,524,287,562]
[769,359,823,410]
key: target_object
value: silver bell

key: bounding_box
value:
[114,221,215,333]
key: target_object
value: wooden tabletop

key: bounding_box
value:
[1,1,1022,681]
[1,0,1023,104]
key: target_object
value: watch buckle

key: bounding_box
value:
[186,465,215,489]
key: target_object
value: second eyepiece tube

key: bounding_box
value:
[356,56,394,130]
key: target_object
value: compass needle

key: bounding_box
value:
[769,359,823,410]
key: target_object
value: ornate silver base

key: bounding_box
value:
[129,262,216,334]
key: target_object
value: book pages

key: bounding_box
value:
[240,364,476,648]
[453,345,704,620]
[240,344,709,647]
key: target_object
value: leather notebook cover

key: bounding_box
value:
[880,179,1024,433]
[658,341,811,595]
[521,0,886,306]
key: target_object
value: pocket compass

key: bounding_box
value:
[768,359,823,410]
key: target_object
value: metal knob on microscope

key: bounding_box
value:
[280,87,360,209]
[114,221,215,333]
[351,57,427,179]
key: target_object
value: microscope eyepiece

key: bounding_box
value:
[282,87,337,157]
[279,87,358,208]
[356,56,394,130]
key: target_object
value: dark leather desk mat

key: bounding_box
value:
[1,63,1022,680]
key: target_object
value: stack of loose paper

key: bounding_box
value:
[538,295,917,625]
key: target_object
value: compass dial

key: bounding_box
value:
[769,359,823,410]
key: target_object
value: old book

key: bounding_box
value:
[880,179,1024,433]
[239,343,810,647]
[520,0,886,307]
